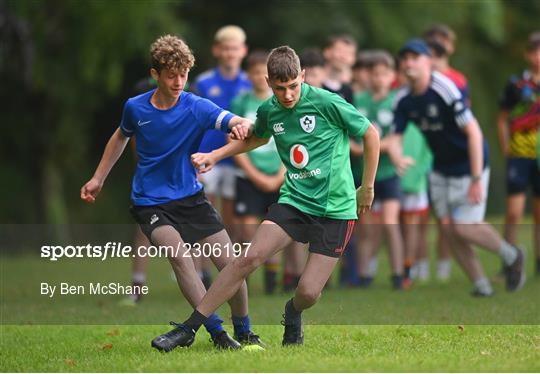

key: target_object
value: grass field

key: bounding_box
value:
[1,224,539,371]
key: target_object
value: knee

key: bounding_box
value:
[506,211,521,225]
[295,283,321,306]
[168,255,192,273]
[234,251,264,275]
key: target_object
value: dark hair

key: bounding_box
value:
[299,48,325,68]
[246,50,268,70]
[267,46,301,82]
[426,38,448,57]
[423,24,456,43]
[323,34,357,50]
[527,31,540,51]
[367,50,395,70]
[353,50,374,70]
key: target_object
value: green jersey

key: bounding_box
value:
[254,84,370,219]
[231,92,282,175]
[352,90,397,182]
[400,123,433,193]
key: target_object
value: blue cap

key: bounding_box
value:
[398,38,432,57]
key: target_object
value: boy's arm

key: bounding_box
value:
[496,110,510,156]
[462,118,484,204]
[80,128,130,203]
[235,153,284,193]
[192,135,270,173]
[357,124,380,213]
[227,115,254,140]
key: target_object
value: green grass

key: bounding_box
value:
[1,325,539,372]
[1,222,539,371]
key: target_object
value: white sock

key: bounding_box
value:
[418,259,430,281]
[437,259,451,280]
[499,241,518,266]
[132,272,146,284]
[368,257,378,277]
[474,277,493,294]
[410,264,419,279]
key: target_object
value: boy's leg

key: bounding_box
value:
[356,210,382,282]
[150,225,207,306]
[293,253,340,311]
[381,199,405,288]
[282,252,340,346]
[533,198,540,274]
[504,193,526,246]
[195,221,293,317]
[200,229,249,317]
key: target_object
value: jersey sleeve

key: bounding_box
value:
[498,78,520,111]
[393,95,409,134]
[192,97,235,133]
[452,96,475,128]
[253,103,272,138]
[119,100,136,137]
[326,94,370,139]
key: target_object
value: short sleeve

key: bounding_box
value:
[119,100,135,137]
[326,93,370,139]
[498,78,520,111]
[452,97,475,128]
[192,97,234,132]
[393,91,410,134]
[253,104,272,138]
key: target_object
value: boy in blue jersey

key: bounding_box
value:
[193,26,252,225]
[80,35,261,351]
[388,39,526,296]
[192,25,252,287]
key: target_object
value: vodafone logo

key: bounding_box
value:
[290,144,309,169]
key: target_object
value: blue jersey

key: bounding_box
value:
[119,89,234,206]
[193,68,252,164]
[394,71,489,176]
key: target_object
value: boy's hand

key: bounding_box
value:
[468,179,483,204]
[356,185,374,214]
[80,178,103,203]
[230,121,253,140]
[393,156,415,176]
[191,152,216,173]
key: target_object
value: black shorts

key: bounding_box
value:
[235,177,279,217]
[264,203,356,258]
[374,175,401,201]
[130,190,224,243]
[506,157,540,196]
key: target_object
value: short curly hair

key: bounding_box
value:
[150,35,195,73]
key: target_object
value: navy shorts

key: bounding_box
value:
[374,175,402,202]
[264,203,356,258]
[235,177,279,217]
[506,158,540,196]
[130,190,224,243]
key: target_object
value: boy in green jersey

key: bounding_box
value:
[352,50,409,289]
[400,123,433,282]
[231,51,305,293]
[151,46,380,349]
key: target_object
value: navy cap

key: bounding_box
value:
[398,38,432,57]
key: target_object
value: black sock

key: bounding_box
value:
[284,298,301,320]
[183,310,208,332]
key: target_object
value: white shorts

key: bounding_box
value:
[199,164,236,200]
[400,191,430,214]
[428,168,490,223]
